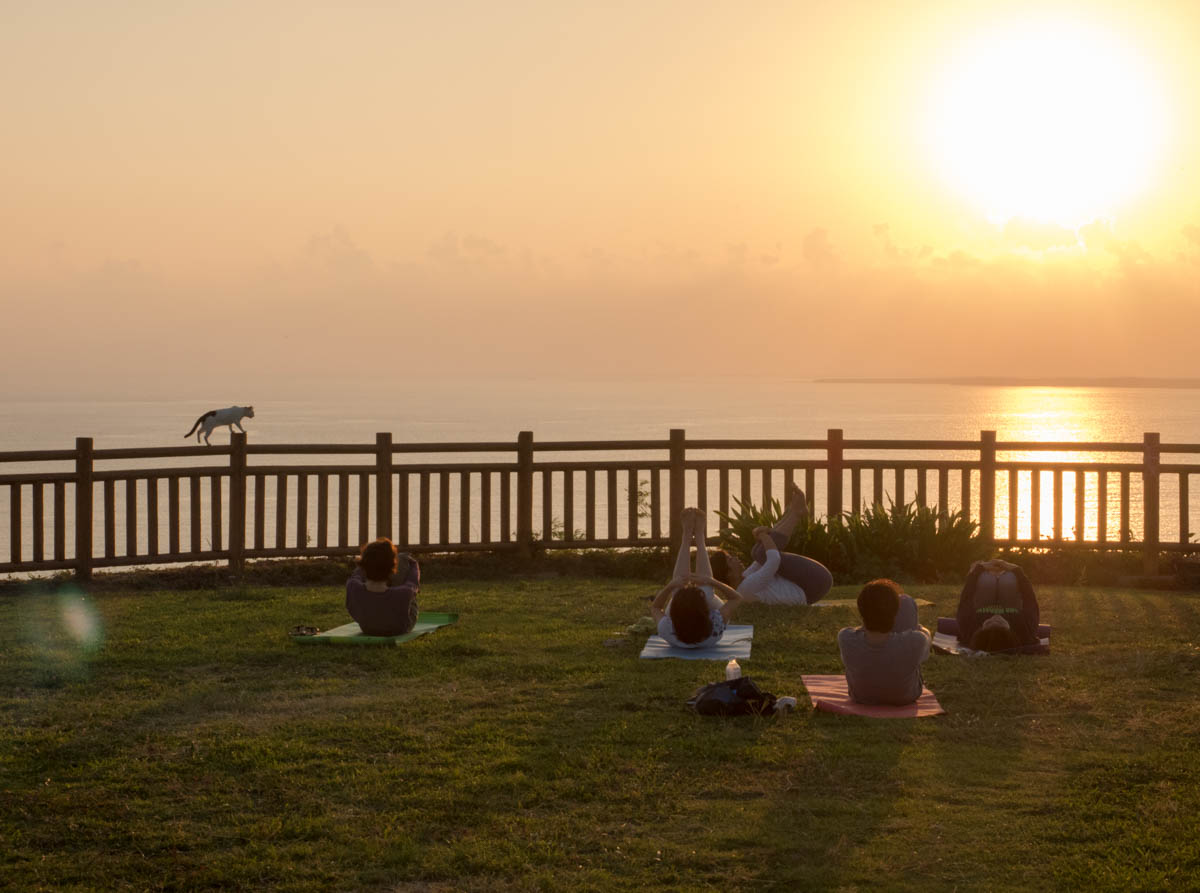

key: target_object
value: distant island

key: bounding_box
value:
[815,377,1200,389]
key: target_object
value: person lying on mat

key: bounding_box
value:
[838,578,931,705]
[346,537,421,636]
[651,508,744,648]
[708,484,834,606]
[955,558,1039,651]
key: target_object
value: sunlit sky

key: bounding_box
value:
[3,0,1200,398]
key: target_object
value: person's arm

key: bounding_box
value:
[892,593,919,632]
[684,573,743,621]
[396,555,420,590]
[910,625,933,663]
[738,530,782,597]
[650,580,682,622]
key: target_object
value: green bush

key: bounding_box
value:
[715,496,989,583]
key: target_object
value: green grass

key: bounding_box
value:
[3,577,1200,892]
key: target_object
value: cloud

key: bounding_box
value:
[803,227,836,269]
[303,226,374,277]
[427,230,507,271]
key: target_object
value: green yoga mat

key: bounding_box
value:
[813,598,933,608]
[293,612,458,646]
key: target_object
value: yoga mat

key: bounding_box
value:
[813,598,932,608]
[801,674,945,718]
[293,612,458,646]
[639,624,753,660]
[933,617,1050,656]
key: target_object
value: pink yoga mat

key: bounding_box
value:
[800,674,946,718]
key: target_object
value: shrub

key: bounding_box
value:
[715,496,988,583]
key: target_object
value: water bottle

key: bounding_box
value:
[725,658,741,680]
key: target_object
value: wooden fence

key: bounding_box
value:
[1,429,1198,579]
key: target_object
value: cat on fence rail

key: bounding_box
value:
[184,406,254,445]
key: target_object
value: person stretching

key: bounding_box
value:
[955,558,1040,651]
[651,507,744,648]
[709,484,834,605]
[346,537,421,636]
[837,578,931,705]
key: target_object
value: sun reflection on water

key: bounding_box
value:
[992,388,1141,542]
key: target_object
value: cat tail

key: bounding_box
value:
[184,410,215,438]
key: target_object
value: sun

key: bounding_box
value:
[925,17,1168,230]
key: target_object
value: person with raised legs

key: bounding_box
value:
[650,507,744,647]
[708,484,834,605]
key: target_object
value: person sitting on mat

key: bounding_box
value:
[838,578,931,705]
[708,484,834,605]
[955,558,1039,651]
[651,507,744,648]
[346,537,421,636]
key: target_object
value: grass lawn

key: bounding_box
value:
[3,574,1200,891]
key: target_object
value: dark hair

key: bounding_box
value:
[970,622,1020,653]
[708,550,738,587]
[857,578,902,633]
[359,538,399,581]
[669,585,714,644]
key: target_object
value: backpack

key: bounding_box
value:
[687,677,777,716]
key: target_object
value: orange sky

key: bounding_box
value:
[3,0,1200,397]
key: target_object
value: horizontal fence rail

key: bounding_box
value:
[1,430,1198,578]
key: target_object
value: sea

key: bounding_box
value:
[4,378,1200,449]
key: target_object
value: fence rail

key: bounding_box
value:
[2,429,1198,579]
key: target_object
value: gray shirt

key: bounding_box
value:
[837,594,930,705]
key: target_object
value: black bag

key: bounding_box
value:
[687,677,777,716]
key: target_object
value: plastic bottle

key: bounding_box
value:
[725,658,741,680]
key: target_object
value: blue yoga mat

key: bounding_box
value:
[639,624,754,660]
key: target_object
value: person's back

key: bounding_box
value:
[838,579,931,706]
[345,538,420,636]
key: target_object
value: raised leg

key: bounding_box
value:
[693,509,714,581]
[671,509,697,581]
[771,484,809,541]
[773,551,834,604]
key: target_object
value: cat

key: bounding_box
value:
[184,406,255,445]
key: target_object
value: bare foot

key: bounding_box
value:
[786,484,809,519]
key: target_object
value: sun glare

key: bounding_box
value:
[926,17,1169,230]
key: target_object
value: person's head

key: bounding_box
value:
[857,578,903,633]
[669,585,714,644]
[969,614,1019,652]
[708,549,745,587]
[358,537,399,582]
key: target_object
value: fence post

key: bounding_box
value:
[74,437,93,582]
[375,432,393,538]
[1143,432,1160,575]
[669,429,686,546]
[979,430,996,546]
[228,432,247,575]
[826,429,843,521]
[517,431,534,557]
